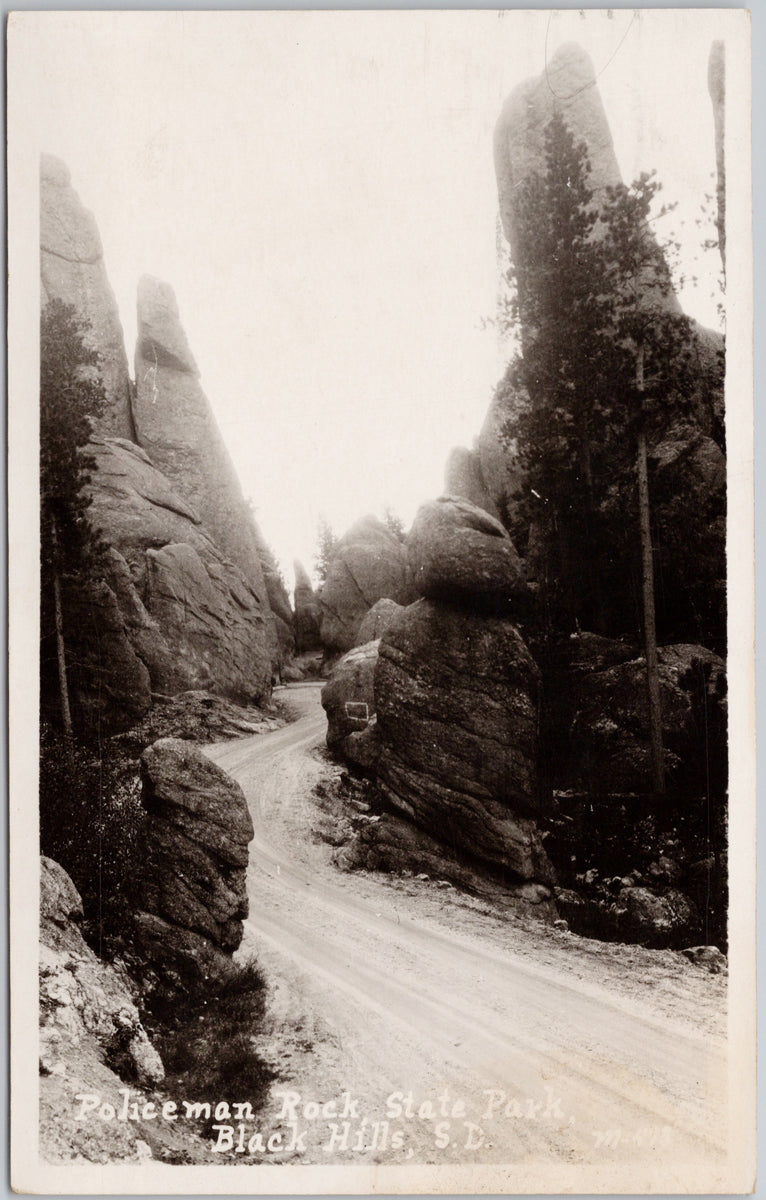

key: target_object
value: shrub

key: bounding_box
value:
[143,957,275,1132]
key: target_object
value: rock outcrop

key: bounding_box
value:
[356,598,403,645]
[321,640,379,763]
[40,155,134,439]
[40,159,280,728]
[40,856,164,1087]
[407,497,528,609]
[132,276,271,605]
[39,856,216,1164]
[85,436,273,709]
[375,599,552,883]
[135,739,254,974]
[319,515,411,653]
[293,560,322,652]
[494,43,624,283]
[444,447,501,521]
[39,857,166,1162]
[253,529,295,665]
[708,41,725,270]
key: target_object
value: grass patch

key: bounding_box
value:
[144,957,276,1134]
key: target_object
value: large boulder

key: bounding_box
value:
[40,156,133,439]
[132,276,272,613]
[86,436,273,706]
[319,515,411,652]
[138,739,254,953]
[569,644,727,794]
[407,496,528,607]
[321,640,379,757]
[614,886,699,948]
[375,600,553,883]
[356,598,403,645]
[293,560,322,652]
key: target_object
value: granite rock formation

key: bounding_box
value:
[481,42,724,517]
[407,497,528,608]
[136,739,254,972]
[133,276,270,603]
[40,159,280,725]
[375,599,552,883]
[443,447,501,521]
[321,640,379,762]
[40,155,134,439]
[355,598,403,646]
[494,43,624,271]
[85,437,273,710]
[293,560,322,652]
[319,515,411,653]
[254,529,295,666]
[39,854,163,1136]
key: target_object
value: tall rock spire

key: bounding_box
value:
[132,275,270,608]
[40,154,134,439]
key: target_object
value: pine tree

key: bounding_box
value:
[503,112,703,794]
[40,299,106,735]
[314,516,338,584]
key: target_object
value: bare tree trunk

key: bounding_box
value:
[635,341,665,794]
[50,518,73,738]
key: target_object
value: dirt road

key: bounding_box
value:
[206,683,728,1178]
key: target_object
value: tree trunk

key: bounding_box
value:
[50,518,73,738]
[635,341,665,794]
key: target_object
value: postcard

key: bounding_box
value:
[8,9,754,1193]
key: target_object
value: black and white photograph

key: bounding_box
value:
[8,8,754,1193]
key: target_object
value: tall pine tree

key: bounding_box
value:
[40,299,106,735]
[503,111,702,794]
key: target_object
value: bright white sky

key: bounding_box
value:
[19,9,725,588]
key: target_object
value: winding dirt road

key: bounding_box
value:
[206,683,729,1181]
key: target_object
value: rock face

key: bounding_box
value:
[86,436,273,709]
[615,885,698,947]
[444,447,501,521]
[40,159,280,729]
[40,156,133,439]
[494,43,623,279]
[319,515,411,653]
[39,856,165,1161]
[137,739,254,964]
[132,276,271,605]
[407,497,528,608]
[356,598,403,646]
[293,560,322,652]
[375,600,552,882]
[253,529,295,666]
[321,640,379,759]
[708,41,725,270]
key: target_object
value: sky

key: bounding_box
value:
[15,9,729,589]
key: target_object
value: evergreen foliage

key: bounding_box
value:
[314,515,339,583]
[40,299,107,732]
[502,111,721,644]
[40,299,106,577]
